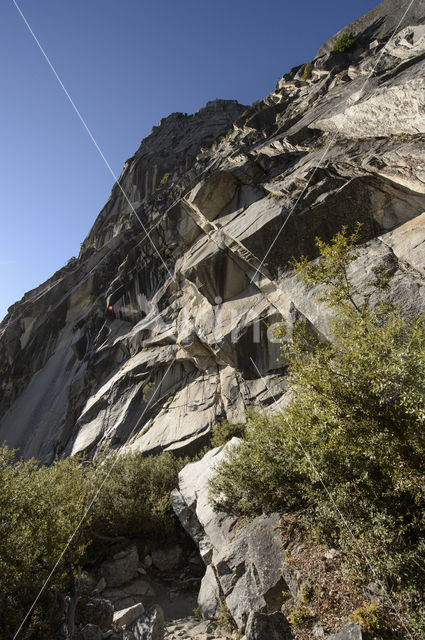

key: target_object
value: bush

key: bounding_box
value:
[349,600,392,638]
[209,225,425,635]
[160,172,170,185]
[90,450,181,542]
[333,33,356,52]
[216,601,237,633]
[302,62,314,80]
[0,448,182,638]
[0,448,94,638]
[210,420,247,448]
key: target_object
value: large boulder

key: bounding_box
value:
[100,546,139,588]
[171,440,240,563]
[245,611,294,640]
[214,514,289,628]
[197,565,220,618]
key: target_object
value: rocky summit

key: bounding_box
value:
[1,0,425,638]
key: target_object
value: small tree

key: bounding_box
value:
[333,33,357,53]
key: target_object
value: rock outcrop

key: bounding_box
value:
[172,441,301,631]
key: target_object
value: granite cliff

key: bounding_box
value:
[1,1,425,639]
[0,1,425,461]
[1,1,425,465]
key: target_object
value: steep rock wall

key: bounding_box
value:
[1,2,425,463]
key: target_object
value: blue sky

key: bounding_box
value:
[0,0,380,321]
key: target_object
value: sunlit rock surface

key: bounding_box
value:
[1,0,425,463]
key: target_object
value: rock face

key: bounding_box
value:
[113,603,145,629]
[327,623,364,640]
[172,442,301,630]
[245,611,294,640]
[128,605,164,640]
[316,0,425,56]
[1,3,425,462]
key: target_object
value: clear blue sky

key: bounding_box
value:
[0,0,380,321]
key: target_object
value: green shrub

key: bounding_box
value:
[160,172,171,185]
[0,448,94,638]
[349,600,392,639]
[333,33,356,52]
[209,225,425,635]
[216,601,236,633]
[210,420,247,448]
[0,448,182,638]
[302,62,314,80]
[288,604,313,627]
[90,450,181,542]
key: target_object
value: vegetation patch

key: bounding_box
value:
[302,62,314,81]
[0,448,182,639]
[210,420,247,448]
[160,171,171,185]
[216,601,237,633]
[333,33,357,53]
[349,600,394,639]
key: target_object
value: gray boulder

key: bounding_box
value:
[173,444,303,629]
[328,623,365,639]
[151,545,183,572]
[113,602,145,628]
[100,546,139,588]
[76,597,114,629]
[245,611,293,640]
[214,514,289,628]
[127,605,165,640]
[197,565,220,618]
[171,440,240,563]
